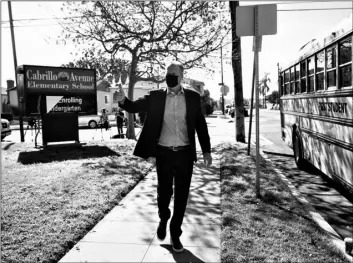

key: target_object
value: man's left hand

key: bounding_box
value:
[203,152,212,167]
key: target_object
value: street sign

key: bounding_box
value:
[235,4,277,197]
[236,4,277,36]
[220,84,229,95]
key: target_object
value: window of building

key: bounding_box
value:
[326,45,337,88]
[105,95,109,104]
[339,36,352,88]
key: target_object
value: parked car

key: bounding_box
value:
[1,118,11,141]
[228,106,249,118]
[270,104,280,110]
[78,114,115,129]
[78,113,126,129]
[1,113,13,122]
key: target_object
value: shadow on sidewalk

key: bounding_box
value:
[160,245,205,263]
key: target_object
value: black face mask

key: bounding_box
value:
[166,74,179,88]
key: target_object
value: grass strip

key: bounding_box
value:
[219,142,349,263]
[1,140,154,263]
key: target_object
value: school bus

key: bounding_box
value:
[278,14,352,194]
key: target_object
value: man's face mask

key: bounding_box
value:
[166,74,179,88]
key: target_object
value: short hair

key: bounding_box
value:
[167,62,184,76]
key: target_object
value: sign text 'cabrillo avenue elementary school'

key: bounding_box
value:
[23,65,96,94]
[15,65,97,116]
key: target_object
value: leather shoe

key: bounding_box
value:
[171,237,184,253]
[156,220,167,241]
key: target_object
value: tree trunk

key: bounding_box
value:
[126,56,138,140]
[229,1,246,143]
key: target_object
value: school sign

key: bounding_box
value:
[17,65,97,116]
[25,66,95,94]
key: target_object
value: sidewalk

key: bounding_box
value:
[59,151,221,262]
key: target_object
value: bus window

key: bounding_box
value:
[280,73,284,96]
[290,67,295,94]
[290,67,295,81]
[316,51,325,90]
[339,36,352,88]
[295,64,300,93]
[284,70,290,83]
[326,45,337,88]
[285,70,290,94]
[308,56,315,92]
[300,61,307,92]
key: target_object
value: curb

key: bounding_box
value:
[260,149,353,262]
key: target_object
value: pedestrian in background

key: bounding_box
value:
[100,108,109,131]
[116,61,212,253]
[115,109,124,137]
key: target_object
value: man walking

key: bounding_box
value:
[116,62,212,253]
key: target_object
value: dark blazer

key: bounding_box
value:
[119,88,211,162]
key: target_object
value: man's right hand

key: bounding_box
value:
[116,87,126,102]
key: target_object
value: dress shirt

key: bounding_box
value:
[158,87,190,147]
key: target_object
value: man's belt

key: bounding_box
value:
[158,144,191,152]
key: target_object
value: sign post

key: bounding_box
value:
[254,6,261,197]
[236,4,277,198]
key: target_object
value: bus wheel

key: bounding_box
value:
[293,133,305,169]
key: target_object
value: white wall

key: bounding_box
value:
[97,90,111,114]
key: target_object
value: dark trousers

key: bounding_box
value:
[117,124,123,134]
[156,145,194,239]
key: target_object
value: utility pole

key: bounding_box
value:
[8,1,25,142]
[8,2,17,74]
[219,8,225,115]
[220,44,225,115]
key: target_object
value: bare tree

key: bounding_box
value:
[62,56,130,84]
[58,1,230,139]
[229,1,245,143]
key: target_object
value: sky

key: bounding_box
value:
[1,1,352,100]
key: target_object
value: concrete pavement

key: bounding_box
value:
[59,151,221,262]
